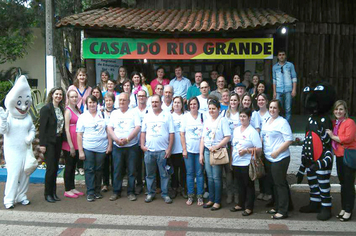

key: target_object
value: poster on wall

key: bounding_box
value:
[84,38,274,60]
[95,59,123,85]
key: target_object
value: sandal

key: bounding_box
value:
[242,209,253,216]
[272,213,288,219]
[186,197,194,206]
[266,209,277,214]
[230,205,244,212]
[197,196,204,206]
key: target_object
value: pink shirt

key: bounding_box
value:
[68,85,92,112]
[150,78,170,94]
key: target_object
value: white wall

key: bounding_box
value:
[0,28,45,94]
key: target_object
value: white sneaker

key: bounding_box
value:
[21,199,30,205]
[5,204,14,209]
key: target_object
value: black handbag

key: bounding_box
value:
[343,149,356,169]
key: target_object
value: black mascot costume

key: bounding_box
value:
[296,81,336,221]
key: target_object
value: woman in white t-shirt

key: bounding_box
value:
[181,97,205,206]
[77,95,112,202]
[199,99,231,210]
[223,93,240,204]
[261,99,293,219]
[256,93,272,202]
[101,92,116,192]
[240,93,261,132]
[230,108,262,216]
[170,96,187,199]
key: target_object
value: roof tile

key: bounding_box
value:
[56,7,297,32]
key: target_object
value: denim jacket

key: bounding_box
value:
[272,61,297,93]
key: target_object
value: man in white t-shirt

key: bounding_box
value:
[197,81,210,115]
[162,85,173,112]
[141,94,175,204]
[107,93,141,202]
[134,90,149,195]
[147,84,163,110]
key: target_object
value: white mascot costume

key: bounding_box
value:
[0,75,36,209]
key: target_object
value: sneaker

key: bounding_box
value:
[75,169,79,175]
[128,194,137,201]
[169,188,177,199]
[203,192,209,199]
[180,188,188,199]
[145,195,154,203]
[87,194,95,202]
[263,194,272,201]
[109,194,120,201]
[21,199,31,205]
[5,204,14,209]
[135,185,143,195]
[163,196,173,204]
[257,193,265,200]
[79,168,85,176]
[94,193,103,199]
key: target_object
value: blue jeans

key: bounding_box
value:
[204,147,223,204]
[112,145,138,195]
[83,149,106,195]
[144,150,169,197]
[184,152,204,196]
[276,92,292,122]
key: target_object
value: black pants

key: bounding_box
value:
[136,148,144,187]
[336,156,356,213]
[44,137,62,196]
[233,165,255,210]
[170,153,186,189]
[63,150,79,191]
[102,153,113,186]
[265,156,290,215]
[261,157,273,195]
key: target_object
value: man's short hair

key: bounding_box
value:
[164,85,174,94]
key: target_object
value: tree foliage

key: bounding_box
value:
[0,1,36,64]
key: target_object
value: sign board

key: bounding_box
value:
[83,38,274,60]
[95,59,123,85]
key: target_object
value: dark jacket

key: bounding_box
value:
[39,102,65,146]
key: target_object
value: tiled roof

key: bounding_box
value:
[56,7,297,33]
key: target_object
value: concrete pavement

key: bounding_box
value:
[0,182,354,235]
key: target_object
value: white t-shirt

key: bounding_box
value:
[162,100,172,113]
[76,112,108,153]
[258,110,271,130]
[197,95,208,115]
[261,116,293,162]
[202,116,231,148]
[142,110,174,151]
[226,111,241,140]
[180,112,204,154]
[109,108,141,147]
[171,112,184,154]
[250,111,261,130]
[232,125,262,166]
[133,106,150,145]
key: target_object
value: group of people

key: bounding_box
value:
[35,53,355,222]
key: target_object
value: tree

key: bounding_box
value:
[0,1,36,64]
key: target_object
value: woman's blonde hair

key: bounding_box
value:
[333,100,349,119]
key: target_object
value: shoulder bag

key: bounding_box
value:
[249,148,265,181]
[343,148,356,169]
[209,116,229,166]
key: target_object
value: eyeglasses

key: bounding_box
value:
[137,95,147,98]
[200,86,209,89]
